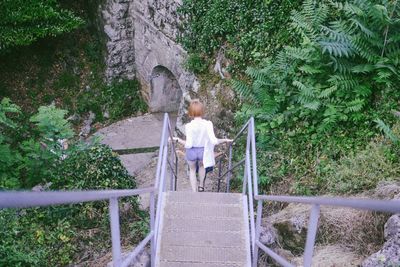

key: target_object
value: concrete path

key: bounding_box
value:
[95,113,217,209]
[96,113,176,150]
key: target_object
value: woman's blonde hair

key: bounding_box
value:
[188,99,204,117]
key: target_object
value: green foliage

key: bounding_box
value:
[0,144,142,266]
[178,0,302,71]
[0,98,21,128]
[184,53,208,74]
[235,0,400,142]
[30,104,74,140]
[375,118,399,143]
[0,99,75,188]
[234,0,400,194]
[0,100,144,265]
[53,144,136,190]
[78,79,147,122]
[324,141,400,194]
[0,0,83,51]
[0,209,77,266]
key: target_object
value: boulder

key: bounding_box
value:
[361,193,400,267]
[361,233,400,267]
[293,245,363,267]
[266,203,311,254]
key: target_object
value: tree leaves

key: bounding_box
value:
[0,0,83,51]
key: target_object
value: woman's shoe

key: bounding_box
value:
[198,186,204,192]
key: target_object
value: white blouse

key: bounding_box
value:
[184,118,218,148]
[184,118,218,168]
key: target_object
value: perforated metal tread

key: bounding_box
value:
[156,191,251,267]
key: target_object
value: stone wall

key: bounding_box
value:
[101,0,136,81]
[132,0,196,124]
[101,0,197,132]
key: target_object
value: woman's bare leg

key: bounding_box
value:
[198,162,205,190]
[187,160,197,192]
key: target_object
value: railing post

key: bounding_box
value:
[250,117,259,196]
[150,192,156,267]
[169,135,174,191]
[242,166,248,195]
[252,200,263,267]
[154,114,168,189]
[174,154,178,191]
[109,197,122,267]
[245,129,256,257]
[303,204,320,267]
[217,158,222,192]
[226,144,233,192]
[154,143,169,245]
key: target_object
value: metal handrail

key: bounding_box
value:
[0,113,178,267]
[218,117,400,267]
[0,188,155,209]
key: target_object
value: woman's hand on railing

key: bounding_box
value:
[217,138,233,145]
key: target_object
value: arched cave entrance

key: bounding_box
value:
[149,66,182,112]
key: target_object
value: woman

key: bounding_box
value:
[173,99,232,192]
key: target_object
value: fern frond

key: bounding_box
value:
[0,98,21,129]
[328,74,359,90]
[354,85,372,97]
[351,64,375,73]
[374,118,398,142]
[232,80,253,99]
[285,46,312,61]
[293,80,314,97]
[349,18,375,38]
[351,35,380,62]
[320,40,354,57]
[298,64,322,74]
[303,101,321,110]
[329,57,353,73]
[345,98,364,112]
[319,85,337,98]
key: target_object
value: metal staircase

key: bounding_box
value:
[1,113,400,267]
[155,191,251,267]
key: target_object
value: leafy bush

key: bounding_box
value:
[0,0,83,52]
[0,100,75,188]
[0,106,144,265]
[0,143,144,266]
[0,208,77,266]
[52,144,136,190]
[0,98,22,188]
[233,0,400,194]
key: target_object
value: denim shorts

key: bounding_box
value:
[185,147,204,161]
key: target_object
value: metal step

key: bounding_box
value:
[163,202,243,219]
[159,262,245,267]
[160,245,247,263]
[162,217,244,232]
[161,231,245,247]
[167,191,243,204]
[156,191,250,267]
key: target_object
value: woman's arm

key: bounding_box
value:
[207,121,233,145]
[216,138,233,144]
